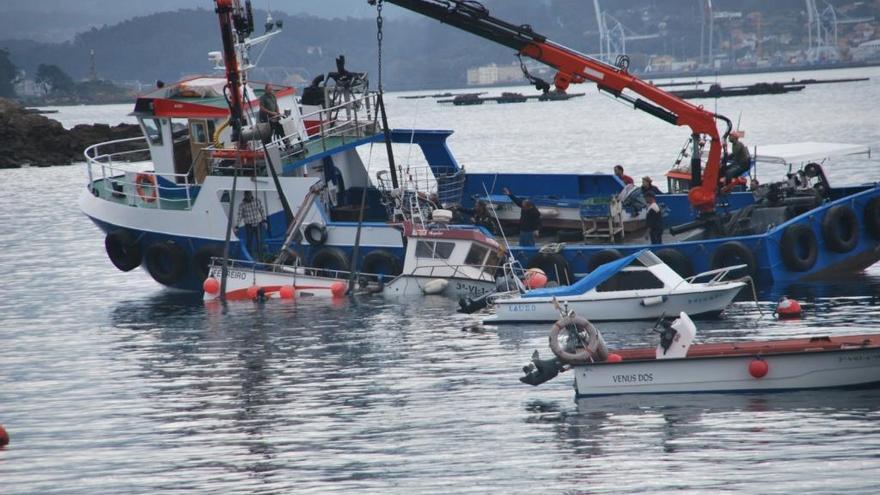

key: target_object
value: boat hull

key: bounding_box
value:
[573,346,880,397]
[383,275,496,298]
[487,284,743,322]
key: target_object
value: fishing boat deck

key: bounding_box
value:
[611,334,880,362]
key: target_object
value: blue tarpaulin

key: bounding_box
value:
[522,250,645,298]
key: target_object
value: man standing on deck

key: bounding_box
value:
[238,191,266,259]
[645,191,663,245]
[259,84,286,145]
[613,165,634,185]
[502,187,541,247]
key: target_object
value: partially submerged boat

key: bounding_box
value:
[203,214,505,301]
[486,249,745,323]
[520,311,880,397]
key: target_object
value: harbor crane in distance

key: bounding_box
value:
[368,0,733,217]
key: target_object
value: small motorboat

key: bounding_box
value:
[203,211,505,301]
[486,249,746,323]
[520,310,880,397]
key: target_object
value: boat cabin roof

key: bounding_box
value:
[131,76,295,119]
[523,249,661,298]
[403,222,501,250]
[753,141,871,165]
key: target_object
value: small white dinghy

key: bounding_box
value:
[520,310,880,397]
[487,249,746,322]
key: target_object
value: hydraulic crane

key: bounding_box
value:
[369,0,733,214]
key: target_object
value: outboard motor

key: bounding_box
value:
[654,312,697,359]
[458,291,494,314]
[519,350,564,386]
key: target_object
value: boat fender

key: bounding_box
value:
[104,229,142,272]
[422,278,449,295]
[537,207,559,218]
[524,268,548,289]
[779,224,818,272]
[654,248,694,278]
[192,244,225,281]
[863,197,880,240]
[362,249,403,277]
[821,204,859,253]
[144,240,188,285]
[527,252,574,285]
[203,277,220,295]
[279,285,296,299]
[330,281,347,298]
[134,173,158,203]
[310,247,349,276]
[519,350,564,386]
[549,316,609,364]
[748,358,769,378]
[304,222,328,246]
[710,241,757,279]
[640,295,667,307]
[586,249,623,273]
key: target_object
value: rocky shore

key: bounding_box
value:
[0,97,140,169]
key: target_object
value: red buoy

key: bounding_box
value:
[279,285,295,299]
[0,424,9,447]
[330,281,347,298]
[749,358,769,378]
[202,277,220,295]
[524,268,548,289]
[606,353,623,363]
[776,296,802,319]
[246,285,260,300]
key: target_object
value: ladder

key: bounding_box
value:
[273,182,325,265]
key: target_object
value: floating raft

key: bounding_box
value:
[399,91,487,100]
[668,76,869,99]
[438,91,586,105]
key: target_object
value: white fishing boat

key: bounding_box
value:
[486,249,746,323]
[203,212,504,301]
[520,311,880,397]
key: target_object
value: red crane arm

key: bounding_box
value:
[372,0,732,213]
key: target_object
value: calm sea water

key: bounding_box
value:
[3,67,880,494]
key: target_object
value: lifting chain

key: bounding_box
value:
[376,0,384,91]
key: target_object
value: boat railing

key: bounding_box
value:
[84,136,198,210]
[298,91,380,153]
[679,264,748,287]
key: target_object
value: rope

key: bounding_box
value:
[376,0,384,93]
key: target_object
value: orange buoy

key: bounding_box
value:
[0,424,8,446]
[524,268,548,289]
[279,285,295,299]
[776,296,802,319]
[246,285,261,300]
[202,277,220,295]
[749,358,769,378]
[606,353,623,363]
[330,281,347,298]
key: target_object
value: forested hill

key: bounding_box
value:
[2,1,879,91]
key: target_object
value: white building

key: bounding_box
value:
[466,63,522,86]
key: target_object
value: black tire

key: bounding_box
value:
[586,249,623,273]
[192,245,225,281]
[310,247,350,276]
[304,222,328,246]
[865,197,880,240]
[780,224,818,272]
[556,230,583,243]
[105,230,142,272]
[362,249,402,277]
[654,248,694,278]
[527,252,574,285]
[821,205,859,253]
[710,241,757,279]
[144,240,188,285]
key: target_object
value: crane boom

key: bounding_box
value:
[371,0,732,213]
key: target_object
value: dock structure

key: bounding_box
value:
[437,92,586,105]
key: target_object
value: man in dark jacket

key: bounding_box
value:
[644,191,663,245]
[502,187,541,246]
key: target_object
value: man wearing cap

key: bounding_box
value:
[723,131,751,181]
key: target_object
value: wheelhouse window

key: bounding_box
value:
[465,244,489,267]
[483,250,501,277]
[415,240,455,259]
[142,118,163,145]
[597,270,665,292]
[191,122,208,144]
